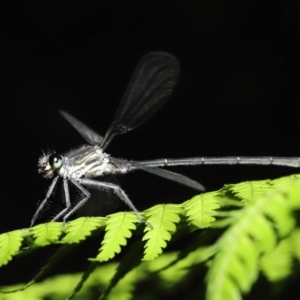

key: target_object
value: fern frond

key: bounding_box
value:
[67,261,98,300]
[260,227,300,282]
[227,180,272,202]
[0,244,76,294]
[142,204,182,261]
[289,228,300,262]
[272,173,300,189]
[150,245,217,283]
[62,217,106,244]
[0,230,25,266]
[100,240,145,299]
[184,191,221,228]
[261,236,293,282]
[206,177,300,300]
[1,174,300,299]
[95,212,138,262]
[29,222,63,246]
[101,264,144,300]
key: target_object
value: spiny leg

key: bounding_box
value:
[61,179,91,224]
[51,178,72,222]
[79,178,153,229]
[31,176,59,227]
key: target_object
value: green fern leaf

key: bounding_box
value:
[62,217,106,244]
[2,244,77,294]
[271,174,300,189]
[142,204,181,261]
[0,230,24,267]
[290,228,300,262]
[279,175,300,210]
[228,180,272,202]
[184,191,221,228]
[206,178,300,300]
[154,246,217,283]
[2,174,300,299]
[104,265,144,300]
[92,263,142,300]
[100,240,145,299]
[29,222,63,246]
[247,214,277,254]
[95,212,138,262]
[263,194,295,237]
[261,236,293,281]
[2,263,119,300]
[67,261,97,300]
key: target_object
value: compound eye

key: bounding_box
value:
[49,153,63,170]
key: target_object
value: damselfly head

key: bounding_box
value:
[38,151,63,178]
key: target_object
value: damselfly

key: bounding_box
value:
[32,52,300,228]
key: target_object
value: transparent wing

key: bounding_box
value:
[100,52,179,149]
[110,158,204,191]
[141,167,205,191]
[60,110,103,145]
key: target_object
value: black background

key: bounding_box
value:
[1,1,300,297]
[1,1,300,235]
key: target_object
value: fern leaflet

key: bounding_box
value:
[0,230,24,267]
[143,204,182,261]
[95,212,138,262]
